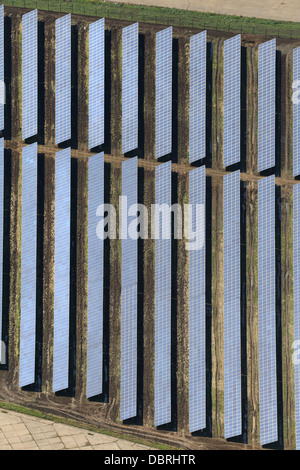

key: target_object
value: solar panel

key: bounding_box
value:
[122,23,138,155]
[121,284,138,421]
[120,157,138,421]
[0,139,3,352]
[293,48,300,177]
[155,161,172,426]
[189,165,206,433]
[155,27,172,159]
[53,148,71,392]
[223,170,242,439]
[258,39,276,172]
[258,175,278,445]
[87,152,104,399]
[55,14,71,145]
[19,143,38,387]
[0,5,4,131]
[89,18,105,150]
[121,157,138,289]
[293,183,300,449]
[223,35,241,167]
[189,31,206,164]
[22,10,38,140]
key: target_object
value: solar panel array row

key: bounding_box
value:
[293,48,300,177]
[55,14,71,145]
[258,39,276,173]
[223,170,242,439]
[258,175,278,445]
[189,165,206,433]
[155,27,172,160]
[0,139,3,357]
[122,23,139,155]
[87,152,105,398]
[223,35,241,168]
[53,148,71,392]
[89,19,105,150]
[155,161,172,426]
[19,143,38,388]
[189,31,206,164]
[22,10,38,141]
[120,157,138,421]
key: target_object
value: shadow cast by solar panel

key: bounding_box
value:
[275,184,284,448]
[224,162,240,173]
[0,148,11,371]
[3,16,11,142]
[55,156,77,397]
[88,161,111,403]
[260,166,276,177]
[240,46,247,175]
[21,153,44,392]
[190,157,206,168]
[192,175,212,438]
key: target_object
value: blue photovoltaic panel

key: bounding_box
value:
[155,27,172,159]
[53,148,71,392]
[122,23,138,154]
[258,175,277,445]
[121,157,138,289]
[258,39,276,172]
[121,284,138,421]
[189,165,206,433]
[120,157,138,421]
[223,170,241,439]
[19,143,38,388]
[89,18,105,150]
[223,35,241,167]
[155,161,172,426]
[22,10,38,140]
[0,139,3,350]
[294,184,300,449]
[0,5,4,131]
[55,14,71,145]
[87,152,104,398]
[189,31,206,164]
[293,48,300,177]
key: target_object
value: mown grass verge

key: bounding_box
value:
[0,401,180,450]
[3,0,300,39]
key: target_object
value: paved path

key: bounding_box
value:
[0,409,154,450]
[106,0,300,23]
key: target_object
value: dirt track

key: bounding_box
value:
[105,0,300,23]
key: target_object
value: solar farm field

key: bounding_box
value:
[0,4,299,451]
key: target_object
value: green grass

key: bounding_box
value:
[4,0,300,39]
[0,401,180,450]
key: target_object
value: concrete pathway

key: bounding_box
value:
[0,408,154,450]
